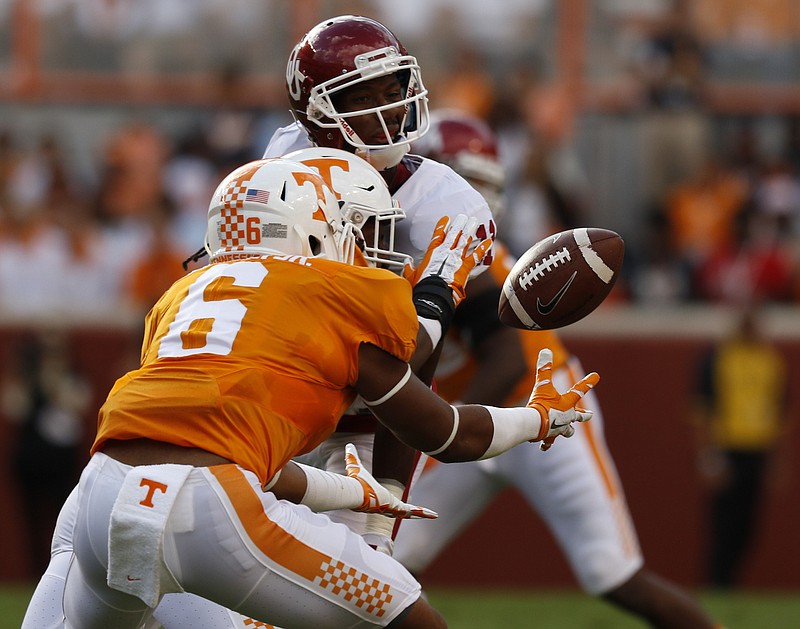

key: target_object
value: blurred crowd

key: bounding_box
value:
[1,1,800,322]
[0,109,282,322]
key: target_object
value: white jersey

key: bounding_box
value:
[391,158,492,266]
[263,123,495,268]
[263,120,309,156]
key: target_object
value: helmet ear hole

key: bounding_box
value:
[308,235,322,256]
[396,69,410,86]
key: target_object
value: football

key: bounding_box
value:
[498,227,624,330]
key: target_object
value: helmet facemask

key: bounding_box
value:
[342,200,410,271]
[307,50,427,135]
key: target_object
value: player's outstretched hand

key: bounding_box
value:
[403,214,493,307]
[345,444,438,519]
[527,348,599,451]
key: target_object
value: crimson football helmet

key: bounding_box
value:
[285,147,411,271]
[413,109,506,219]
[285,15,430,171]
[205,158,359,264]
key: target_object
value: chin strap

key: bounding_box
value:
[182,246,208,271]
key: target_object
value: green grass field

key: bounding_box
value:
[4,584,800,628]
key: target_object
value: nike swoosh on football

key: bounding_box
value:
[536,271,577,315]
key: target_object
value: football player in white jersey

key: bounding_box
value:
[262,14,503,559]
[392,110,723,629]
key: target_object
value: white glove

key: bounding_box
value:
[345,443,437,519]
[403,214,493,307]
[527,349,599,451]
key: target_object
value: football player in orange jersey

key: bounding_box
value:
[21,151,441,629]
[23,156,599,629]
[392,110,722,629]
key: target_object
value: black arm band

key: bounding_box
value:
[412,276,456,333]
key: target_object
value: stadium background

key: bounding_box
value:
[1,0,799,593]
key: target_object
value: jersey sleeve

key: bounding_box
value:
[262,122,312,158]
[140,286,178,366]
[394,159,495,274]
[331,267,418,365]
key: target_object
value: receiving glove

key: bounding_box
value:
[403,214,494,308]
[345,443,438,519]
[527,349,600,451]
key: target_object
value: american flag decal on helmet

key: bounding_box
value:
[246,188,270,204]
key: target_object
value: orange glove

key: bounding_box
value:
[403,214,493,307]
[527,349,599,451]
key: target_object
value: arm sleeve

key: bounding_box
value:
[334,268,419,364]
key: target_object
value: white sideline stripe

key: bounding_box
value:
[503,281,537,329]
[574,228,614,284]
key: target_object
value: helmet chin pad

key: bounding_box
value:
[356,144,409,171]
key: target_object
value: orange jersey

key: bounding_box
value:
[436,241,570,406]
[92,256,418,486]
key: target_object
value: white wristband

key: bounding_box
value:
[480,406,542,459]
[417,316,443,348]
[263,469,282,491]
[298,463,363,512]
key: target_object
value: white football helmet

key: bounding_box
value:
[284,147,412,271]
[205,158,359,264]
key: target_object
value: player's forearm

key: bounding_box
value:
[267,460,363,511]
[369,372,544,463]
[358,343,596,464]
[460,327,528,405]
[424,404,544,463]
[372,421,417,487]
